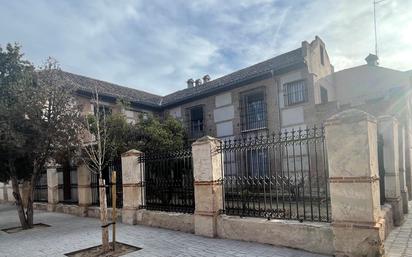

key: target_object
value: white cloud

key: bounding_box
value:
[0,0,411,96]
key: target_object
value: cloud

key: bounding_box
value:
[0,0,411,95]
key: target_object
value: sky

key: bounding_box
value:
[0,0,411,96]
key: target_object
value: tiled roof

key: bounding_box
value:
[56,71,163,107]
[48,47,304,108]
[161,47,303,106]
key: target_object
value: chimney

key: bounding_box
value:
[195,79,202,87]
[187,78,194,88]
[365,54,379,66]
[202,74,211,83]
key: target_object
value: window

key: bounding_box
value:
[320,45,325,65]
[240,89,267,131]
[320,86,328,104]
[94,105,112,117]
[188,106,204,139]
[283,80,307,106]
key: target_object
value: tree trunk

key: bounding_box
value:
[99,178,110,252]
[10,176,30,229]
[26,179,35,227]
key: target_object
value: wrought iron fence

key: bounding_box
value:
[139,149,195,213]
[220,125,330,222]
[34,171,48,202]
[58,165,78,204]
[90,160,123,208]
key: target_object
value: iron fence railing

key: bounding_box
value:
[219,126,331,222]
[58,166,78,204]
[139,149,195,213]
[90,160,123,208]
[34,171,48,202]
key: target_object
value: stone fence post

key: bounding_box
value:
[121,149,143,225]
[6,181,13,202]
[0,182,5,201]
[192,136,223,237]
[77,163,92,216]
[398,125,409,214]
[405,118,412,199]
[47,163,59,212]
[325,110,384,257]
[378,116,404,225]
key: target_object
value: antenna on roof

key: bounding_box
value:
[373,0,386,56]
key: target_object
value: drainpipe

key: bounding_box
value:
[271,70,282,131]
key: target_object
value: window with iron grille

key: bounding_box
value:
[283,80,307,106]
[187,106,204,139]
[240,89,267,131]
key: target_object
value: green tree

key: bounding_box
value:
[135,114,187,153]
[0,44,82,229]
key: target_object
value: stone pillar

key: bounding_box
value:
[0,182,4,201]
[192,136,223,238]
[121,149,143,225]
[405,118,412,199]
[6,181,13,202]
[77,163,92,216]
[378,116,404,225]
[399,125,409,214]
[47,164,59,211]
[325,110,384,257]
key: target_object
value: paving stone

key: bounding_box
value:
[0,203,328,257]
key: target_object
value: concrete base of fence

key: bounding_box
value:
[402,190,409,214]
[387,197,404,226]
[47,203,57,212]
[33,202,48,211]
[122,207,138,225]
[216,215,334,255]
[136,210,194,234]
[87,206,122,220]
[381,203,394,239]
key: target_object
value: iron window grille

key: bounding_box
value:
[240,89,267,132]
[187,106,205,139]
[283,80,308,106]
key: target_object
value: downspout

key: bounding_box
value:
[271,70,282,131]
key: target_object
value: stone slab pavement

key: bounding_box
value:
[0,203,329,257]
[386,201,412,257]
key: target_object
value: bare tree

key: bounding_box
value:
[81,88,110,252]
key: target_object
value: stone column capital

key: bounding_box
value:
[121,149,143,157]
[192,136,222,147]
[325,109,377,126]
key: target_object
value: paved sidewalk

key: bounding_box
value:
[386,201,412,257]
[0,203,328,257]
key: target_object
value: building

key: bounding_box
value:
[57,36,336,141]
[53,36,412,144]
